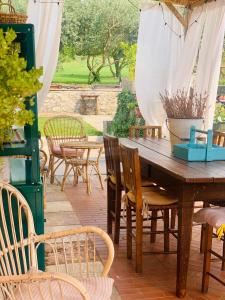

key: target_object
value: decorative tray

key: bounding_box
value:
[173,126,225,161]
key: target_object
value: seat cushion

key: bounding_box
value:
[193,207,225,229]
[109,175,154,188]
[52,145,84,157]
[11,276,114,300]
[127,187,177,206]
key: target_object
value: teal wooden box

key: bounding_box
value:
[173,126,225,161]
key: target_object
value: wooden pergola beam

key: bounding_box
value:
[164,2,188,28]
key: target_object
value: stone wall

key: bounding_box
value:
[40,86,121,115]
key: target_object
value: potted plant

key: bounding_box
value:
[0,28,42,147]
[110,90,145,137]
[160,89,208,147]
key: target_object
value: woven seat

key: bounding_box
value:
[109,174,154,187]
[127,188,177,207]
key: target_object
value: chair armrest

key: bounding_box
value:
[0,272,90,300]
[34,226,114,277]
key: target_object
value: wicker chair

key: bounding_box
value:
[44,116,87,184]
[0,182,114,299]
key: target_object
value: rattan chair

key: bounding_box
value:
[44,116,87,184]
[129,125,162,139]
[60,143,104,194]
[0,182,114,299]
[120,144,178,273]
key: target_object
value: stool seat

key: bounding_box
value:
[194,207,225,231]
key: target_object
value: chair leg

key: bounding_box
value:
[136,207,143,273]
[127,202,132,260]
[50,156,55,184]
[85,166,91,194]
[222,237,225,271]
[164,209,170,253]
[200,224,207,254]
[114,188,122,244]
[61,163,70,191]
[95,164,104,190]
[150,210,158,243]
[107,183,114,235]
[170,208,177,229]
[202,224,213,293]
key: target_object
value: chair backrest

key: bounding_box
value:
[103,135,121,187]
[129,125,162,139]
[44,116,86,151]
[0,182,37,277]
[120,144,142,209]
[213,131,225,146]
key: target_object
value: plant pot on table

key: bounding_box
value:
[167,118,204,149]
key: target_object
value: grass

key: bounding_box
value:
[53,58,128,85]
[38,117,103,136]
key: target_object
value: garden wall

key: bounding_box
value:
[40,85,121,115]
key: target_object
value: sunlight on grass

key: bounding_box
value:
[53,58,128,84]
[38,117,102,136]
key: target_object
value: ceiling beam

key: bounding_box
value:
[164,2,188,28]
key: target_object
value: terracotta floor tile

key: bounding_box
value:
[60,177,225,299]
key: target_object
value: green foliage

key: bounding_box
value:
[53,58,128,84]
[110,90,145,137]
[214,103,225,123]
[12,0,28,13]
[120,43,137,80]
[0,29,42,145]
[61,0,139,83]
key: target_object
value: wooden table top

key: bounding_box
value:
[61,141,103,150]
[120,137,225,184]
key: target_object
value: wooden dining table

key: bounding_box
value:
[120,136,225,298]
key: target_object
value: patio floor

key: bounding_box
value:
[45,159,225,300]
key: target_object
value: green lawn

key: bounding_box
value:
[53,58,128,84]
[38,117,102,136]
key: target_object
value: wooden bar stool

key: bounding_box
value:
[104,135,157,244]
[120,143,178,273]
[129,125,162,139]
[194,207,225,292]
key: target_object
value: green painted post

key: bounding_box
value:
[0,24,44,270]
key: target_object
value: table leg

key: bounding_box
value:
[176,184,195,298]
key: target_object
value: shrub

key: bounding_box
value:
[110,90,145,137]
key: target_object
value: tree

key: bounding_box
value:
[61,0,139,83]
[13,0,28,13]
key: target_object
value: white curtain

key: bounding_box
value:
[136,0,225,130]
[171,6,206,92]
[27,1,64,109]
[195,0,225,129]
[135,3,184,126]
